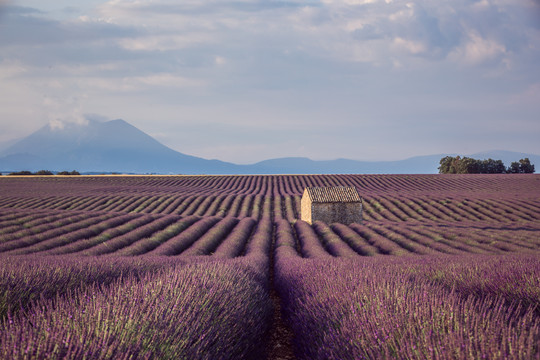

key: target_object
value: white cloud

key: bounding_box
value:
[79,73,206,92]
[321,0,377,4]
[388,2,414,21]
[393,37,427,55]
[214,56,227,66]
[471,0,490,10]
[48,119,66,131]
[42,96,89,130]
[448,30,506,65]
[118,33,215,51]
[128,74,205,88]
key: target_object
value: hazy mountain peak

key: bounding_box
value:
[108,118,127,124]
[0,118,237,174]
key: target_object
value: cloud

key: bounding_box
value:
[40,95,88,131]
[0,0,539,162]
[448,30,506,65]
[3,1,535,69]
[70,73,206,93]
[0,5,140,51]
[393,37,427,55]
[12,0,520,74]
[0,5,41,15]
[118,33,215,52]
[214,56,227,66]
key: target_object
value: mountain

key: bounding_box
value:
[0,138,20,153]
[249,154,447,174]
[1,119,537,174]
[249,151,540,174]
[0,119,242,174]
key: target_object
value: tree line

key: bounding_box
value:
[439,156,535,174]
[6,170,80,176]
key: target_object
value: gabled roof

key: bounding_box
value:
[303,186,362,203]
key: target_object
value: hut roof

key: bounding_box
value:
[304,186,362,203]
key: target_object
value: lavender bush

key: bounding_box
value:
[213,217,256,258]
[244,218,273,257]
[330,223,379,256]
[294,220,332,259]
[181,217,239,256]
[274,219,300,260]
[275,255,540,360]
[45,215,155,255]
[148,217,221,256]
[0,213,111,252]
[8,213,138,255]
[1,260,272,360]
[83,215,177,255]
[0,256,169,320]
[115,215,200,256]
[349,223,410,256]
[312,221,358,258]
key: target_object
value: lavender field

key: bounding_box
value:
[0,174,539,359]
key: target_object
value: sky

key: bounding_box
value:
[0,0,539,164]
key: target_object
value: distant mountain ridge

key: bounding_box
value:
[1,119,538,174]
[0,119,240,174]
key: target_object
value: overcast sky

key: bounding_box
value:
[1,0,539,163]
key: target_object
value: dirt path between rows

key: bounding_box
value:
[266,289,296,360]
[266,219,296,360]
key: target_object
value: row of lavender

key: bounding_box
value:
[0,224,274,359]
[3,174,539,197]
[0,193,293,220]
[1,208,539,257]
[275,220,540,359]
[0,218,274,319]
[1,192,539,224]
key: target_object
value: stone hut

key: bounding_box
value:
[301,186,363,225]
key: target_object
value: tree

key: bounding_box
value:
[519,158,535,173]
[458,157,481,174]
[493,159,506,174]
[35,170,53,175]
[439,156,522,174]
[507,161,520,174]
[8,171,33,176]
[480,159,505,174]
[438,156,456,174]
[508,158,535,173]
[439,156,484,174]
[57,170,80,175]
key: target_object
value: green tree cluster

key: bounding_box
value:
[34,170,54,175]
[439,156,535,174]
[7,170,81,176]
[7,171,34,176]
[507,159,535,174]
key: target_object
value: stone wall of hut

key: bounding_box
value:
[301,200,362,225]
